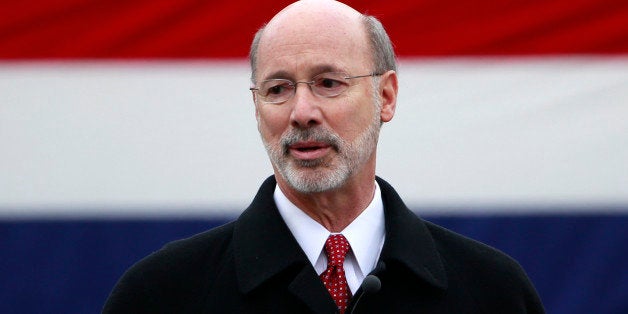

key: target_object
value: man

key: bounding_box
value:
[103,1,545,313]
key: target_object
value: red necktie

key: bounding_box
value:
[320,234,351,314]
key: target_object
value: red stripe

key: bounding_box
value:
[1,0,627,59]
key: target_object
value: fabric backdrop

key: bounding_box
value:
[1,1,627,313]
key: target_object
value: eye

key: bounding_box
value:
[262,80,293,96]
[267,85,285,95]
[311,73,350,97]
[318,77,342,89]
[315,76,346,90]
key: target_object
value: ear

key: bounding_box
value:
[378,70,398,123]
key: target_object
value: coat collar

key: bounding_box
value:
[233,176,311,293]
[233,176,447,298]
[376,177,448,290]
[233,176,336,313]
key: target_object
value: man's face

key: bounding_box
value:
[253,14,383,193]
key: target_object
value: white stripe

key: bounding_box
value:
[1,58,627,217]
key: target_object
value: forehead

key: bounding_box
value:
[256,10,371,79]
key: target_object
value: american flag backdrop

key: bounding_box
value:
[1,1,627,313]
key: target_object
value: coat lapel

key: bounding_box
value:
[377,177,448,290]
[289,266,339,313]
[233,176,337,313]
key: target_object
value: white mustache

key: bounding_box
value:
[280,128,341,154]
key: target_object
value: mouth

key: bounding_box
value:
[288,141,332,160]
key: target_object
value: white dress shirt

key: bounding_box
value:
[274,182,386,294]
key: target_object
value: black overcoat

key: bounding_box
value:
[103,176,544,313]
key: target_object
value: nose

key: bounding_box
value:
[289,83,322,129]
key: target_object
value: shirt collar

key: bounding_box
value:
[342,182,385,275]
[274,181,385,275]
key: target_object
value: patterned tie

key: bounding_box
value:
[320,234,351,314]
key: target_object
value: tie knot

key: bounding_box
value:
[324,234,350,267]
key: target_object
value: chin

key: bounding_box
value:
[281,163,350,194]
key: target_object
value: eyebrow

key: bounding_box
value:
[262,64,346,81]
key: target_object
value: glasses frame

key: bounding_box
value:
[250,72,383,104]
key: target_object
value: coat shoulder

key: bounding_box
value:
[424,220,545,313]
[425,220,518,270]
[103,221,236,313]
[136,220,236,274]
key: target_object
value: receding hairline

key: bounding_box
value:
[249,13,396,83]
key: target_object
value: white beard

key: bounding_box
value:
[260,97,382,193]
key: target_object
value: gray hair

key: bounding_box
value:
[249,25,266,83]
[249,14,397,83]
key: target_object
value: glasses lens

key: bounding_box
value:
[311,72,350,97]
[259,79,294,103]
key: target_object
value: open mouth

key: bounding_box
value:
[288,141,332,160]
[296,146,322,152]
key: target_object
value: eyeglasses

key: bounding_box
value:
[250,72,382,104]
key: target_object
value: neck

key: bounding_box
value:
[276,172,376,233]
